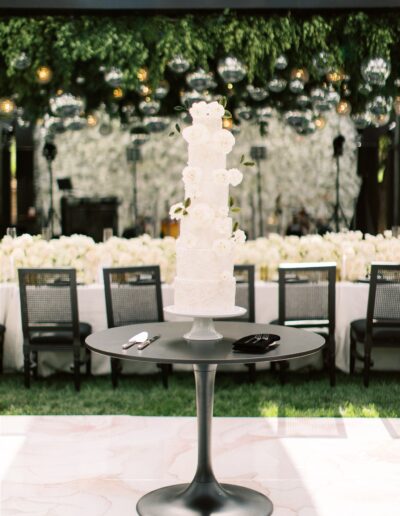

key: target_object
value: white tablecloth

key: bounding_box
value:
[1,282,399,375]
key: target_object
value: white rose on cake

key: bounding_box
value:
[212,238,234,256]
[190,203,214,226]
[213,129,235,154]
[182,124,209,145]
[228,168,243,186]
[169,202,185,220]
[182,166,201,185]
[215,217,232,237]
[232,229,246,244]
[216,206,229,218]
[220,270,232,281]
[189,101,225,119]
[213,168,230,185]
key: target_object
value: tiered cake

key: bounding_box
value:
[170,101,245,314]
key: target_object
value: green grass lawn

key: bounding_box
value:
[1,370,400,418]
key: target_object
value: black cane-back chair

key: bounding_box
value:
[18,268,92,391]
[0,324,5,373]
[103,265,170,388]
[272,262,336,386]
[350,263,400,387]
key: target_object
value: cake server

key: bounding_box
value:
[137,335,160,350]
[122,331,149,350]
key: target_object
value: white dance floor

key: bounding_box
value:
[1,415,400,515]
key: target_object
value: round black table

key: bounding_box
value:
[86,321,324,516]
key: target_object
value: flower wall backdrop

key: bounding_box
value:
[35,110,359,236]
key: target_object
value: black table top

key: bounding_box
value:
[86,322,325,365]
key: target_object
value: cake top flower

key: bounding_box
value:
[189,100,225,119]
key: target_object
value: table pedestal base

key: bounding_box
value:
[137,481,272,515]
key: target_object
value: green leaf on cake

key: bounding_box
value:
[175,123,181,133]
[229,196,234,208]
[233,221,239,232]
[169,131,175,137]
[174,105,186,112]
[219,96,227,108]
[243,161,255,167]
[183,209,188,216]
[223,110,232,119]
[231,207,241,213]
[240,154,245,164]
[184,197,191,208]
[174,207,183,213]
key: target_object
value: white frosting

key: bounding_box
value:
[172,100,241,314]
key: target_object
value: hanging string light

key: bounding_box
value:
[0,98,16,115]
[36,65,53,84]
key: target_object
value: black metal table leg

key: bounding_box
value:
[136,363,273,515]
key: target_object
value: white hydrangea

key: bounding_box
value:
[228,168,243,186]
[190,203,214,226]
[169,202,185,220]
[189,101,225,119]
[232,229,246,244]
[212,129,235,154]
[182,123,209,145]
[182,166,201,185]
[220,270,232,281]
[215,217,232,237]
[213,168,230,185]
[212,238,234,256]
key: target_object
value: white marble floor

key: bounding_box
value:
[1,415,400,516]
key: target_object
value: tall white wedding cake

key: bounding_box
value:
[170,100,246,314]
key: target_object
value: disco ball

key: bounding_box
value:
[310,88,326,102]
[122,103,136,120]
[12,52,31,70]
[361,57,391,86]
[314,99,332,112]
[358,83,372,96]
[139,99,161,116]
[275,55,288,70]
[180,90,207,107]
[289,79,304,94]
[167,55,190,74]
[267,76,287,93]
[154,81,170,100]
[326,89,340,106]
[65,116,87,131]
[186,69,214,92]
[43,114,65,134]
[217,56,246,83]
[312,52,331,75]
[366,95,392,116]
[351,112,372,130]
[49,93,85,118]
[76,76,85,85]
[99,122,113,136]
[104,67,123,87]
[373,113,390,127]
[285,110,312,130]
[143,116,170,133]
[130,125,150,145]
[235,104,253,121]
[246,85,268,101]
[256,106,273,123]
[296,122,317,135]
[296,95,310,108]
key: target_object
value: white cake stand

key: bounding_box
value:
[164,305,247,341]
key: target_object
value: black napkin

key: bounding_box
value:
[233,334,280,354]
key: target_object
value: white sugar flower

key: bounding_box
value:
[220,270,232,281]
[189,101,207,118]
[190,203,214,226]
[232,229,246,244]
[216,206,229,218]
[182,123,209,145]
[189,101,225,119]
[213,168,230,185]
[212,238,233,256]
[169,202,185,220]
[182,166,201,185]
[228,168,243,186]
[215,217,232,237]
[177,234,197,248]
[213,129,235,154]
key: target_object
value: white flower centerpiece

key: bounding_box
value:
[165,100,247,340]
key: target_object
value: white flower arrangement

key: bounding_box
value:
[232,229,247,244]
[228,168,243,186]
[182,123,209,145]
[212,129,235,154]
[212,238,234,256]
[189,101,225,119]
[213,168,230,185]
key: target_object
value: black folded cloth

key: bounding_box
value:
[233,334,280,354]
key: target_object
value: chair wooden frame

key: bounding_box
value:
[0,324,5,374]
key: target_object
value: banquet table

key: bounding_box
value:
[1,281,399,375]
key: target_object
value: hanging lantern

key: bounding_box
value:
[12,52,31,70]
[137,67,148,82]
[36,66,53,84]
[139,99,161,116]
[0,98,16,116]
[104,68,123,87]
[290,68,309,83]
[336,99,352,116]
[222,117,233,130]
[351,112,372,130]
[217,56,246,83]
[246,85,268,101]
[49,93,85,118]
[289,79,304,94]
[180,90,207,107]
[167,55,190,74]
[326,69,345,84]
[267,76,287,93]
[186,69,214,92]
[361,57,391,86]
[154,81,170,100]
[275,55,288,70]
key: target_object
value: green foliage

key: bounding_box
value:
[0,11,400,119]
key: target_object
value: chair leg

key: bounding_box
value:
[24,350,30,388]
[32,351,39,379]
[111,358,120,389]
[0,335,3,374]
[363,341,371,388]
[246,363,256,383]
[349,333,356,375]
[277,360,287,385]
[329,337,336,387]
[85,349,91,377]
[159,364,169,389]
[73,349,81,392]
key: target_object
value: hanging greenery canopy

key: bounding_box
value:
[0,10,400,133]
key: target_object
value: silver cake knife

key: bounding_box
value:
[137,335,160,350]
